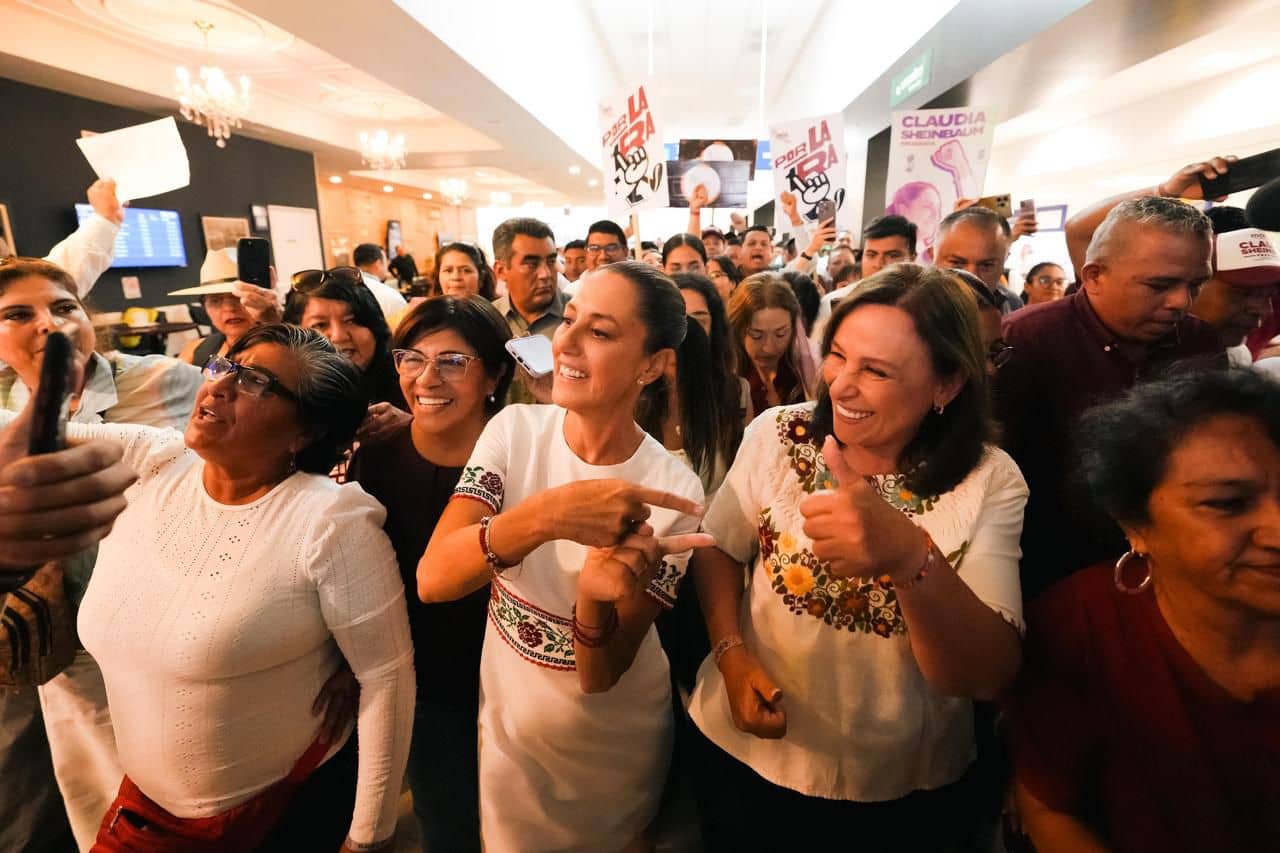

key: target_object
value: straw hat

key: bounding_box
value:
[169,248,239,296]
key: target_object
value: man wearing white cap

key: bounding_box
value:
[171,248,282,366]
[1190,207,1280,365]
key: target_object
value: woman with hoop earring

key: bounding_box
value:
[1006,368,1280,853]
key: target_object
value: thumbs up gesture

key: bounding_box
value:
[798,436,930,581]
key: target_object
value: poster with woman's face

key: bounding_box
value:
[884,108,995,262]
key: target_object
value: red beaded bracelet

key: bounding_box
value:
[572,604,619,648]
[892,533,937,592]
[479,515,517,573]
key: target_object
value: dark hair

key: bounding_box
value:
[435,242,497,300]
[939,206,1012,240]
[707,255,743,286]
[671,273,744,467]
[392,295,514,415]
[493,217,556,264]
[781,270,820,334]
[1024,261,1065,284]
[636,319,740,486]
[725,233,742,246]
[606,260,687,354]
[701,227,724,241]
[0,257,78,297]
[743,224,772,241]
[1205,205,1250,235]
[225,324,366,475]
[949,268,1003,312]
[283,271,402,408]
[564,239,586,252]
[863,214,919,255]
[1078,368,1280,526]
[352,243,385,268]
[662,233,708,265]
[587,219,628,246]
[814,263,992,496]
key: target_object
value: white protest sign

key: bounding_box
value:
[598,81,669,218]
[769,113,850,234]
[884,107,995,263]
[76,117,190,203]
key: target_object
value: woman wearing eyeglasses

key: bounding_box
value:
[285,268,410,454]
[0,323,416,852]
[346,296,512,853]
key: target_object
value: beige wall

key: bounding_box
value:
[315,182,481,274]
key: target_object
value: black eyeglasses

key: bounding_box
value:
[987,341,1014,369]
[203,355,299,403]
[290,266,363,293]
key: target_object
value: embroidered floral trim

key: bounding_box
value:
[870,473,938,516]
[774,408,826,493]
[454,465,503,513]
[758,507,970,637]
[488,579,576,670]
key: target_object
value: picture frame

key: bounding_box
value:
[251,205,269,231]
[201,216,251,253]
[0,203,14,256]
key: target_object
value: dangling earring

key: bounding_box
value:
[1113,550,1152,594]
[933,403,945,415]
[487,394,496,404]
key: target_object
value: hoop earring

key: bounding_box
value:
[1113,550,1152,594]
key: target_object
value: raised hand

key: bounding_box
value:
[1158,155,1238,201]
[779,191,801,227]
[355,402,412,446]
[87,178,125,225]
[548,479,704,549]
[578,528,715,604]
[797,436,928,581]
[231,281,282,325]
[689,183,710,213]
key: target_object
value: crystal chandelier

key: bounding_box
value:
[174,21,251,148]
[359,129,407,170]
[441,178,468,206]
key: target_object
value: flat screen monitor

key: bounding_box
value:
[75,203,187,268]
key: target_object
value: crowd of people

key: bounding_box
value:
[0,153,1278,853]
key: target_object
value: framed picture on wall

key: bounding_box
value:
[0,203,14,256]
[251,205,269,231]
[201,216,251,253]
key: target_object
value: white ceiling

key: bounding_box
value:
[3,0,958,207]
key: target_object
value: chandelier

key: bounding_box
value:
[174,21,251,148]
[441,178,468,206]
[359,128,407,170]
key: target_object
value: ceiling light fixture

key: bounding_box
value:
[328,175,343,184]
[568,165,581,175]
[422,192,433,200]
[383,184,394,193]
[360,123,407,171]
[175,20,251,148]
[490,191,513,206]
[587,178,599,187]
[441,178,468,205]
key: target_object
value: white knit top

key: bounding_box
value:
[65,420,414,845]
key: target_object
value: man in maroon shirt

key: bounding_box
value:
[995,197,1224,600]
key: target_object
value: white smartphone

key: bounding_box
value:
[505,335,554,378]
[1018,198,1036,216]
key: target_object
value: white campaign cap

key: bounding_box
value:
[168,248,239,296]
[1214,228,1280,288]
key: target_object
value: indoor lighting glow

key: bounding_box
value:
[568,165,581,175]
[383,184,394,193]
[587,178,599,187]
[174,20,251,149]
[328,175,343,184]
[360,129,407,170]
[474,170,487,178]
[422,192,433,200]
[441,178,468,205]
[490,191,513,206]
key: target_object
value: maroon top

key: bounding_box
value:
[1006,565,1280,852]
[994,291,1224,599]
[741,355,801,417]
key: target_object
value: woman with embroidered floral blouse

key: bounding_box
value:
[418,261,713,852]
[688,264,1027,850]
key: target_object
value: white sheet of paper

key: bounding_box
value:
[76,117,190,203]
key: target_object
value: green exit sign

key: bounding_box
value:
[890,49,933,107]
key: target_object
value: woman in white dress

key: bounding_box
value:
[689,264,1027,850]
[4,324,415,852]
[420,260,713,852]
